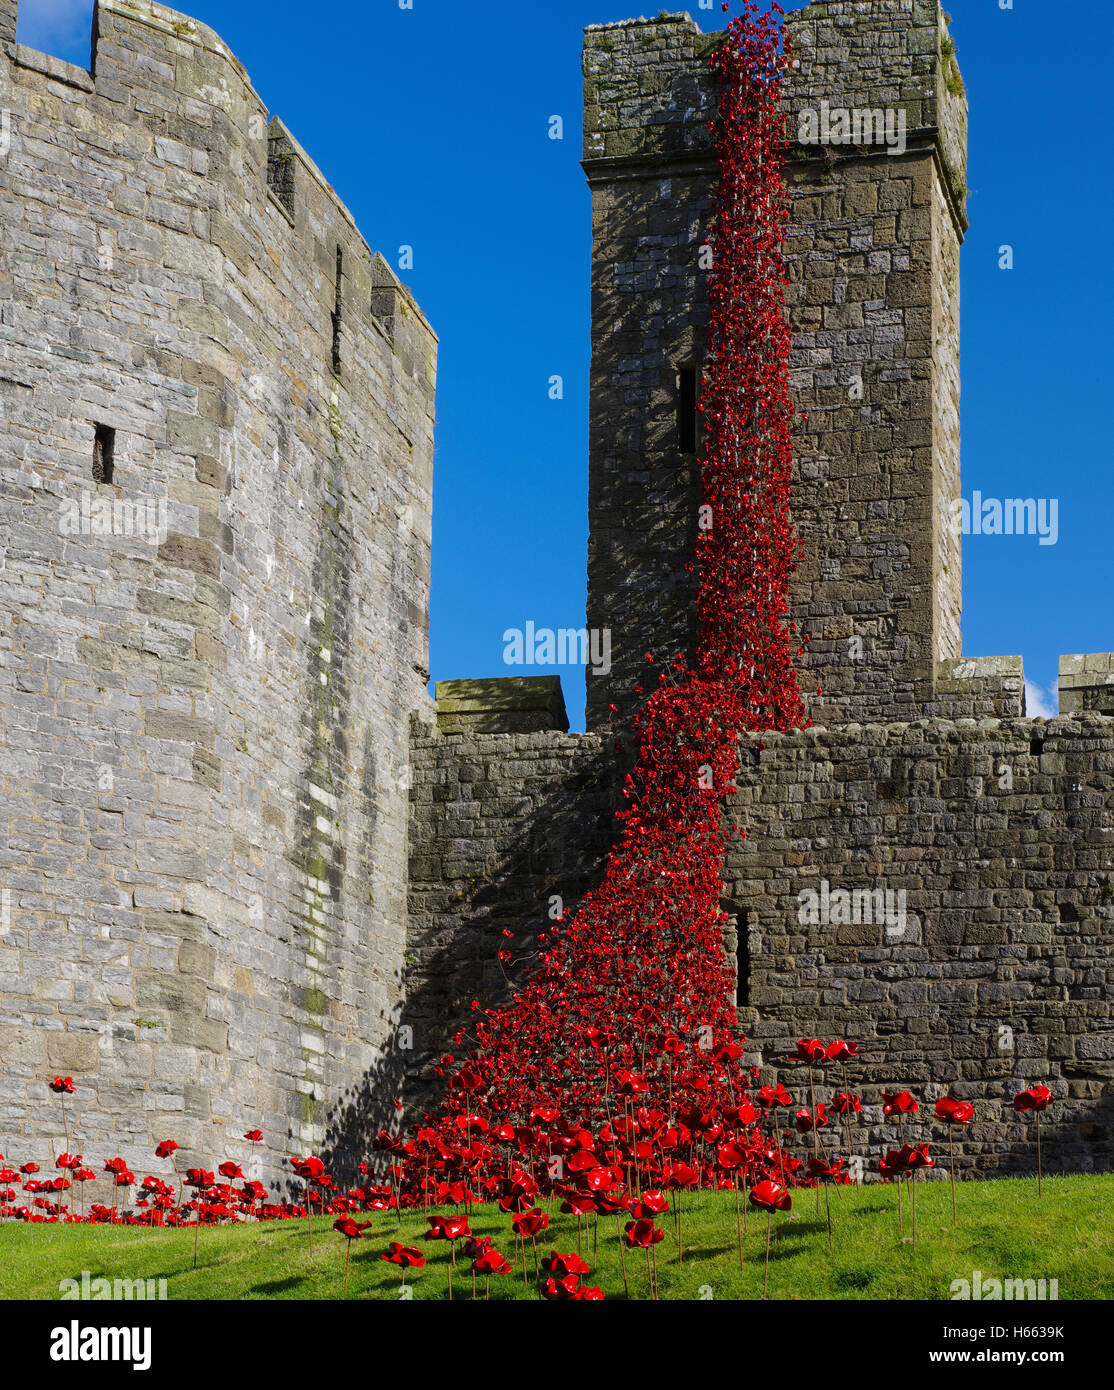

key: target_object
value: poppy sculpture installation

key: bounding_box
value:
[0,3,1075,1305]
[379,0,809,1223]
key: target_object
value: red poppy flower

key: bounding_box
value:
[512,1208,549,1237]
[334,1218,371,1239]
[435,1180,474,1206]
[425,1214,471,1242]
[1013,1086,1053,1113]
[935,1096,975,1125]
[794,1104,828,1134]
[540,1274,583,1301]
[662,1161,699,1188]
[218,1162,244,1181]
[882,1090,919,1116]
[472,1249,512,1276]
[50,1076,75,1095]
[541,1251,592,1277]
[723,1099,757,1126]
[154,1140,178,1159]
[244,1130,263,1143]
[623,1218,665,1249]
[749,1180,791,1212]
[790,1039,827,1064]
[381,1242,426,1269]
[826,1040,858,1062]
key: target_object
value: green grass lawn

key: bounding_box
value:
[2,1175,1110,1301]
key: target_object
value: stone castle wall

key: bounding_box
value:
[407,0,1114,1177]
[400,721,618,1119]
[0,0,436,1192]
[727,714,1114,1175]
[2,0,1111,1190]
[406,699,1114,1172]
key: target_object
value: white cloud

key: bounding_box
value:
[17,0,95,63]
[1025,678,1058,720]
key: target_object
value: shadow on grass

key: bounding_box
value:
[251,1275,308,1296]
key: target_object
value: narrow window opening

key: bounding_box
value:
[1030,735,1045,758]
[92,424,115,484]
[266,131,296,219]
[735,910,750,1008]
[678,365,699,454]
[331,245,344,377]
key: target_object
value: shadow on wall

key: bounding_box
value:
[318,732,623,1183]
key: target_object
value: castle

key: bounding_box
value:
[1,0,1111,1195]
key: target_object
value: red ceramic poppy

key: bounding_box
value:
[541,1251,592,1277]
[749,1180,791,1212]
[472,1249,512,1276]
[381,1243,426,1269]
[1013,1086,1053,1113]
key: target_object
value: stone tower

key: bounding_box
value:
[573,2,1114,1172]
[0,0,436,1189]
[582,0,1022,732]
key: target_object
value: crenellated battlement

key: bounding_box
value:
[2,0,436,386]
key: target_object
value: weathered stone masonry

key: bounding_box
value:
[1,0,1111,1188]
[0,0,436,1192]
[728,716,1114,1174]
[409,1,1114,1175]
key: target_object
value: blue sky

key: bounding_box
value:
[19,0,1113,727]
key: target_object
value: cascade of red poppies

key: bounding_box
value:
[383,1,806,1198]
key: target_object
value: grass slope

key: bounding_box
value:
[2,1176,1110,1302]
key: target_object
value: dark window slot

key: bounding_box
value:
[331,246,344,376]
[266,131,296,218]
[735,910,750,1008]
[93,424,115,484]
